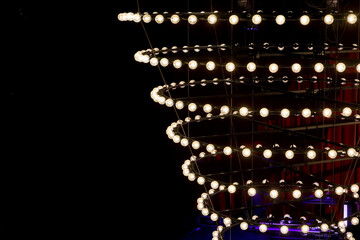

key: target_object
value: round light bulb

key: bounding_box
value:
[269,63,279,73]
[280,225,289,235]
[252,14,262,25]
[229,15,239,25]
[155,14,164,24]
[347,148,357,157]
[276,15,286,25]
[211,181,219,189]
[175,100,184,109]
[307,150,316,159]
[142,14,152,23]
[328,149,337,159]
[351,217,359,225]
[239,107,249,116]
[300,15,310,25]
[224,146,232,156]
[207,14,217,24]
[350,184,359,193]
[203,104,213,113]
[188,15,198,25]
[228,185,236,193]
[226,62,235,72]
[356,63,360,73]
[270,189,279,199]
[248,187,256,197]
[324,14,334,25]
[320,223,329,232]
[206,144,215,153]
[170,14,180,24]
[206,61,216,71]
[259,224,267,233]
[263,149,272,159]
[240,222,248,230]
[192,141,200,150]
[260,108,269,117]
[210,213,218,222]
[322,108,332,118]
[281,108,290,118]
[314,62,325,73]
[342,107,352,117]
[301,225,310,234]
[246,62,256,72]
[347,13,358,24]
[335,186,344,195]
[160,58,169,67]
[220,105,230,115]
[197,176,205,185]
[336,62,346,72]
[285,150,295,159]
[315,189,324,198]
[173,59,182,69]
[188,103,197,112]
[302,108,311,118]
[338,221,346,228]
[188,60,198,70]
[291,63,302,73]
[293,189,302,199]
[242,148,251,157]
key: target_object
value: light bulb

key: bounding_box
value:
[206,144,215,153]
[307,150,316,159]
[322,108,332,118]
[170,14,180,24]
[357,63,360,73]
[324,14,334,25]
[242,148,251,157]
[248,187,256,197]
[300,15,310,25]
[320,223,329,232]
[192,141,200,150]
[203,104,213,113]
[270,189,279,199]
[280,225,289,235]
[181,138,189,147]
[336,62,346,72]
[226,62,235,72]
[188,103,197,112]
[314,62,324,73]
[160,58,169,67]
[207,14,217,24]
[291,63,302,73]
[263,149,272,159]
[285,150,295,159]
[338,221,346,228]
[173,59,182,69]
[351,184,359,193]
[315,189,324,198]
[269,63,279,73]
[281,108,290,118]
[211,181,219,189]
[240,222,248,230]
[351,217,359,225]
[155,14,164,24]
[224,146,232,156]
[347,13,358,24]
[276,15,286,25]
[293,189,302,199]
[201,208,209,216]
[210,213,218,222]
[335,186,344,195]
[328,149,337,159]
[239,107,249,116]
[188,60,198,70]
[188,15,198,25]
[342,107,352,117]
[197,176,205,185]
[302,108,311,118]
[229,15,239,25]
[260,108,269,117]
[252,14,262,24]
[246,62,256,72]
[301,225,310,234]
[175,100,184,109]
[346,232,354,239]
[259,224,267,233]
[228,185,236,193]
[206,61,216,71]
[220,105,230,115]
[188,173,196,181]
[347,148,357,157]
[142,14,152,23]
[150,57,159,66]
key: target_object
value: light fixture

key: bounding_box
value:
[252,14,262,25]
[336,62,346,72]
[207,14,217,24]
[275,15,286,25]
[314,62,324,72]
[225,62,235,72]
[300,15,310,25]
[324,14,334,25]
[188,15,198,25]
[269,63,279,73]
[229,15,239,25]
[347,13,358,24]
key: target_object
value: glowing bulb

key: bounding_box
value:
[252,14,262,24]
[351,184,359,193]
[276,15,286,25]
[314,63,324,73]
[338,221,346,228]
[211,181,219,189]
[226,62,235,72]
[347,13,358,24]
[342,107,352,117]
[281,108,290,118]
[291,63,301,73]
[302,108,311,118]
[207,14,217,24]
[210,213,218,222]
[270,189,279,199]
[293,189,302,199]
[239,107,249,116]
[142,14,152,23]
[269,63,279,73]
[335,186,344,195]
[307,150,316,159]
[322,108,332,118]
[155,14,164,24]
[320,223,329,232]
[229,15,239,25]
[260,108,269,117]
[188,15,198,25]
[181,138,189,147]
[175,100,184,109]
[197,176,205,185]
[285,150,295,159]
[228,185,236,193]
[220,105,230,115]
[224,146,232,156]
[280,225,289,235]
[248,187,256,197]
[259,224,267,233]
[328,149,337,159]
[356,63,360,73]
[188,60,198,70]
[324,14,334,25]
[206,144,215,153]
[351,217,359,225]
[188,103,197,112]
[347,148,357,157]
[170,14,180,24]
[336,62,346,72]
[240,222,248,230]
[192,141,200,150]
[150,57,159,66]
[201,208,209,216]
[300,15,310,25]
[263,149,272,159]
[206,61,216,71]
[173,59,182,69]
[301,225,310,234]
[160,58,169,67]
[315,189,324,198]
[242,148,251,157]
[246,62,256,72]
[203,104,213,113]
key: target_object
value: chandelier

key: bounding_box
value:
[119,1,360,239]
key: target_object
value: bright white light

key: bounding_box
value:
[269,63,279,73]
[248,187,256,197]
[292,189,302,199]
[192,141,200,149]
[291,63,301,73]
[285,150,295,159]
[324,14,334,25]
[188,60,198,70]
[302,108,311,118]
[240,222,248,230]
[342,107,352,117]
[356,63,360,73]
[259,224,267,233]
[276,15,286,25]
[270,189,279,199]
[320,223,329,232]
[160,58,169,67]
[314,62,324,73]
[280,108,290,118]
[228,185,236,193]
[226,62,235,72]
[347,13,358,24]
[307,150,316,159]
[328,149,337,159]
[211,181,219,189]
[260,108,269,117]
[173,59,182,69]
[188,15,198,25]
[301,225,310,233]
[351,217,359,225]
[315,189,324,198]
[300,15,310,25]
[239,107,249,116]
[175,100,184,109]
[280,225,289,235]
[206,144,215,153]
[203,104,213,113]
[242,148,251,157]
[224,146,232,156]
[263,149,272,159]
[188,103,197,112]
[170,14,180,24]
[155,14,164,24]
[197,176,205,185]
[229,15,239,25]
[336,62,346,72]
[322,108,332,118]
[335,186,344,195]
[142,14,152,23]
[347,148,357,157]
[252,14,262,24]
[350,184,359,193]
[207,14,217,24]
[247,62,256,72]
[220,105,230,115]
[206,61,216,71]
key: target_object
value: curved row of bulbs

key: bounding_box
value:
[118,11,359,25]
